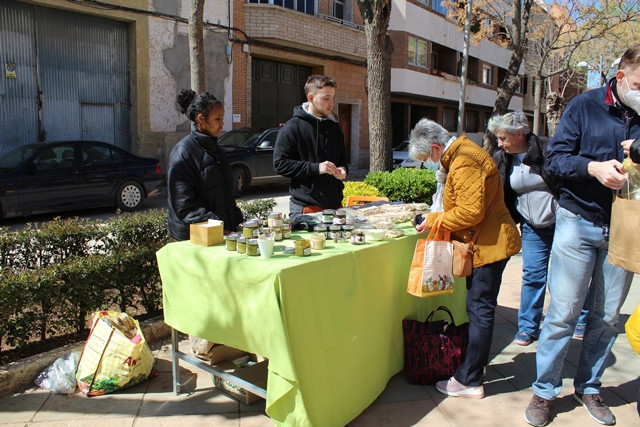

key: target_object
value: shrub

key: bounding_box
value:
[237,198,277,220]
[364,168,436,204]
[341,181,382,206]
[0,210,169,355]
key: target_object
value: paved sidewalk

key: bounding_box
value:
[2,254,639,426]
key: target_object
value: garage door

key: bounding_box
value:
[251,58,310,129]
[0,1,129,153]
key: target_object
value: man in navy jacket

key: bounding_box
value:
[525,44,640,426]
[273,75,348,221]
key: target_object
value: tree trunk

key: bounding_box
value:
[532,75,543,134]
[189,0,206,93]
[482,0,533,153]
[358,0,393,172]
[545,92,565,136]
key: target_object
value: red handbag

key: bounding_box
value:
[402,306,469,385]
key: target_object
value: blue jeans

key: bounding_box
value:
[518,222,554,338]
[533,207,633,399]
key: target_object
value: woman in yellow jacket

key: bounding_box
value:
[410,119,521,399]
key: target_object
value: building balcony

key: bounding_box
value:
[244,4,367,61]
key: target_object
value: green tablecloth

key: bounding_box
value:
[157,225,468,426]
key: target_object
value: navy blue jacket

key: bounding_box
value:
[273,104,348,208]
[546,78,640,227]
[167,127,244,240]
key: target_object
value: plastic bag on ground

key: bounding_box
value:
[34,350,81,394]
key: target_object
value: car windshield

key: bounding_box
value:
[218,130,262,148]
[394,141,409,152]
[0,145,41,172]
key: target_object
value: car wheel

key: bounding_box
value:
[116,180,144,211]
[232,167,247,196]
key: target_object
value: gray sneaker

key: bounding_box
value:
[573,392,616,425]
[525,395,552,426]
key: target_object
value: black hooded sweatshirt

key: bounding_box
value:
[273,104,348,208]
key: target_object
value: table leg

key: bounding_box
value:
[171,327,181,394]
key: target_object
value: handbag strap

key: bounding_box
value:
[425,305,456,325]
[426,212,451,241]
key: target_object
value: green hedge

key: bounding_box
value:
[0,210,169,353]
[341,182,383,206]
[364,167,437,203]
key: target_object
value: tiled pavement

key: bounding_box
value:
[1,251,639,426]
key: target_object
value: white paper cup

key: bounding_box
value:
[257,239,275,258]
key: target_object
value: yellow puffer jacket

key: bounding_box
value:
[625,303,640,354]
[426,136,521,267]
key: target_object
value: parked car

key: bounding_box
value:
[0,141,163,218]
[218,127,289,195]
[393,140,423,169]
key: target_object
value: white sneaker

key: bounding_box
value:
[435,376,485,399]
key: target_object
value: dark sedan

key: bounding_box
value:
[218,127,289,195]
[0,141,163,218]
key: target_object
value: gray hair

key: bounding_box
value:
[408,119,451,161]
[487,110,530,135]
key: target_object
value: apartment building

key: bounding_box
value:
[1,0,526,168]
[388,0,524,145]
[232,1,370,168]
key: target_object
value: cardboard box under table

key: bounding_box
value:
[213,359,268,405]
[158,223,468,426]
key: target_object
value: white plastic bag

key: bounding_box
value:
[430,168,447,213]
[34,350,81,394]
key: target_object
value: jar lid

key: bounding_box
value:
[247,238,258,245]
[244,220,258,228]
[224,234,237,241]
[237,236,246,242]
[329,225,342,231]
[322,209,335,215]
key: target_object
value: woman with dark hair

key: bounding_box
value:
[168,89,245,360]
[167,89,244,241]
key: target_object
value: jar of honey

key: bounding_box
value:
[243,220,258,239]
[246,238,259,256]
[236,236,246,254]
[224,233,237,251]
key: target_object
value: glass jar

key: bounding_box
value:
[236,236,246,254]
[224,233,237,251]
[283,224,292,239]
[314,224,328,238]
[329,225,342,241]
[341,224,354,239]
[272,226,283,241]
[322,209,335,223]
[243,220,259,239]
[246,238,259,256]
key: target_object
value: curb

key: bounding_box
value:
[0,316,171,397]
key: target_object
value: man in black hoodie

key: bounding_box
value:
[273,75,349,221]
